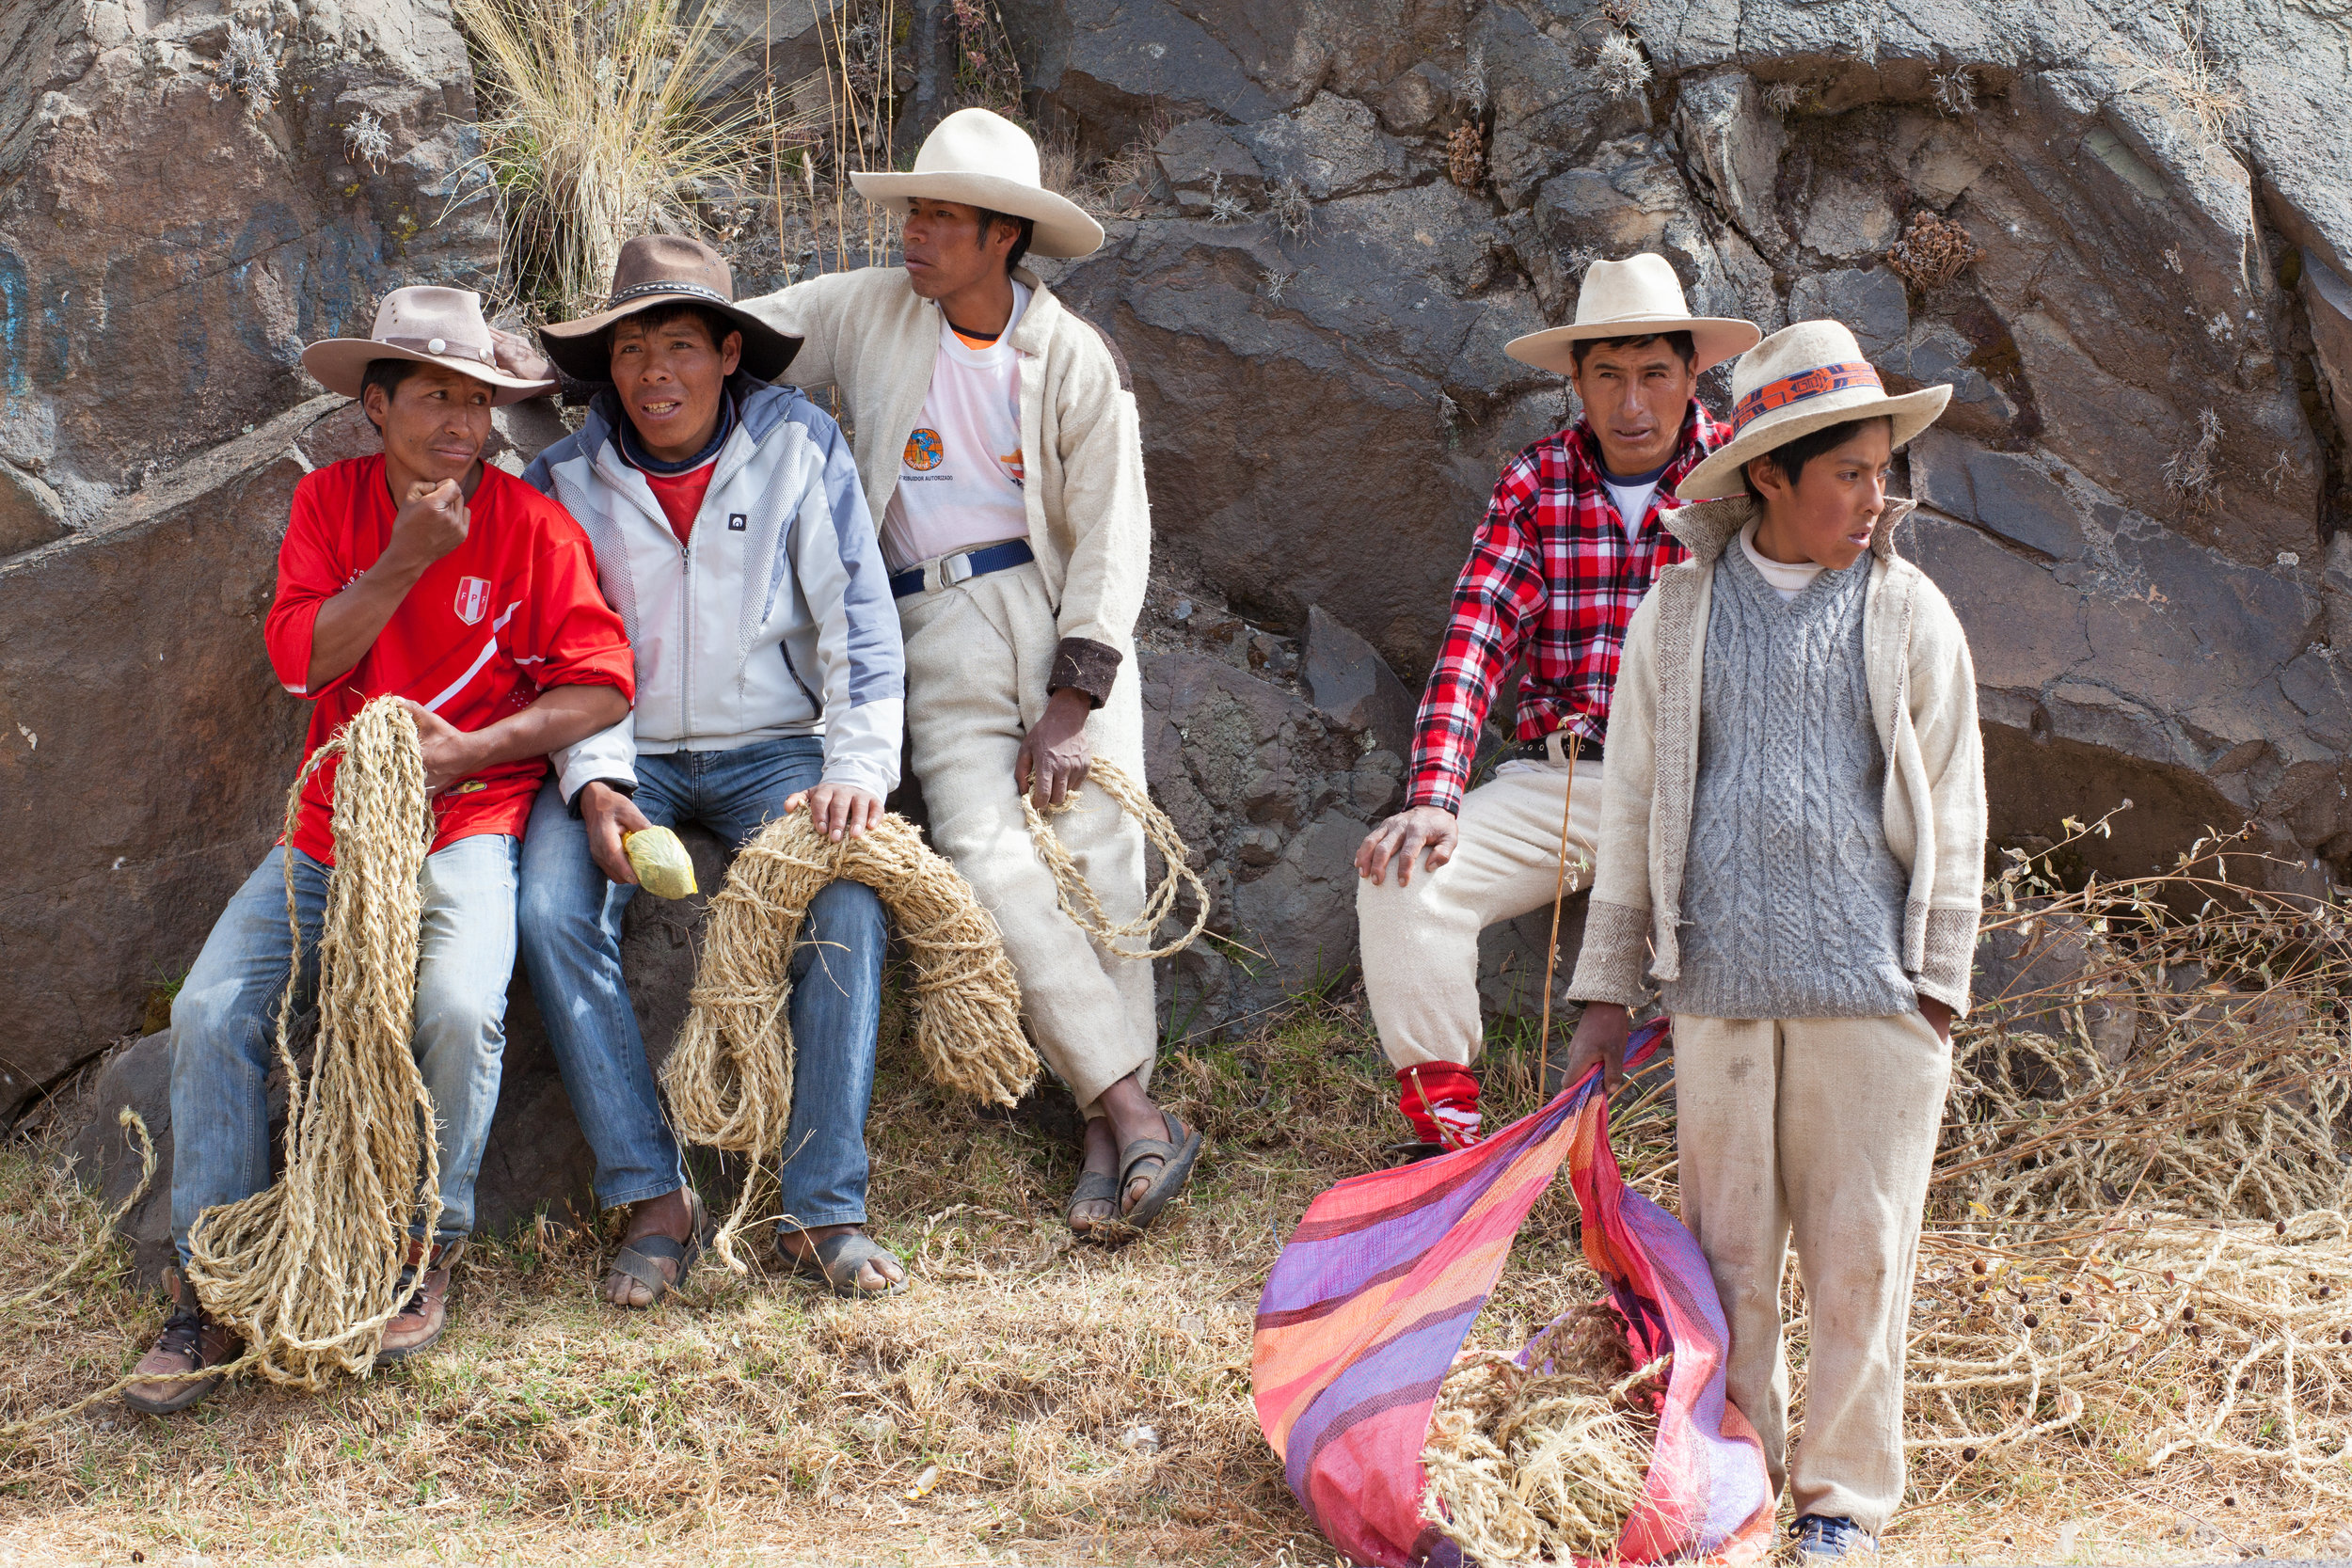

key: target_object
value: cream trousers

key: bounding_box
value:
[898,561,1155,1116]
[1672,1011,1951,1535]
[1356,754,1605,1069]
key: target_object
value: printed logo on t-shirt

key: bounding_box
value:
[903,429,945,471]
[453,576,492,626]
[1000,448,1025,486]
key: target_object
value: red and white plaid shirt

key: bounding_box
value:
[1406,401,1733,813]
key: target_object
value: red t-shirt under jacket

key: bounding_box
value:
[264,456,636,865]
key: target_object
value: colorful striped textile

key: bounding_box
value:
[1253,1020,1774,1566]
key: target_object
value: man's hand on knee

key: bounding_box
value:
[1354,806,1459,887]
[1561,1002,1631,1094]
[786,783,884,843]
[581,781,652,885]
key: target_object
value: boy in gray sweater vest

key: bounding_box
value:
[1561,322,1988,1560]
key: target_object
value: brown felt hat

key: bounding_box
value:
[537,235,801,384]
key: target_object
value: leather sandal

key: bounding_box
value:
[122,1268,244,1417]
[1064,1169,1122,1240]
[378,1240,462,1364]
[605,1190,707,1308]
[1117,1111,1204,1231]
[779,1228,906,1298]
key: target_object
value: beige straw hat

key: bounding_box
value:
[537,235,801,383]
[850,107,1104,260]
[1676,320,1952,501]
[301,287,553,405]
[1504,254,1761,374]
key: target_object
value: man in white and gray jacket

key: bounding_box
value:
[516,236,909,1301]
[743,109,1201,1240]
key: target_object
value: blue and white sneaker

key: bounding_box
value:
[1791,1516,1874,1560]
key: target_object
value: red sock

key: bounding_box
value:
[1396,1064,1482,1148]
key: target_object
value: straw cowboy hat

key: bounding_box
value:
[1504,254,1760,374]
[850,106,1104,260]
[538,235,802,384]
[1676,319,1953,501]
[301,287,553,405]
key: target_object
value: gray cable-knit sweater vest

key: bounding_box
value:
[1662,539,1917,1020]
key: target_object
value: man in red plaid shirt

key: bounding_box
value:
[1353,256,1758,1158]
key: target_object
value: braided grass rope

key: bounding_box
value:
[1019,760,1209,962]
[663,809,1038,1268]
[184,696,443,1390]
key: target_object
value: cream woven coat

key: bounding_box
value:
[1567,495,1987,1015]
[740,265,1149,702]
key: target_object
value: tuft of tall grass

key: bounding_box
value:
[455,0,795,319]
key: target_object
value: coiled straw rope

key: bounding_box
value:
[1019,761,1209,962]
[663,809,1039,1267]
[184,696,443,1389]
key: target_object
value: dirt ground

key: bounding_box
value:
[0,1001,2338,1567]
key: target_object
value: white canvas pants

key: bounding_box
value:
[1672,1010,1951,1535]
[897,561,1156,1116]
[1356,753,1606,1069]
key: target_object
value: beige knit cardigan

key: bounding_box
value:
[1567,494,1988,1017]
[739,265,1149,705]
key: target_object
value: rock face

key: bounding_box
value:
[1018,0,2352,890]
[0,0,501,528]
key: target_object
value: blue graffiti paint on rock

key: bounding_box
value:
[0,250,26,398]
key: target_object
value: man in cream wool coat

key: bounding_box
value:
[742,107,1202,1240]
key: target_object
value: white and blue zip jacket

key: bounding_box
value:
[524,378,904,802]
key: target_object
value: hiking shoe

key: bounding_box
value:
[1791,1516,1873,1560]
[378,1242,462,1363]
[122,1268,244,1417]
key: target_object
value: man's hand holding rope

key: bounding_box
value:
[1018,688,1093,806]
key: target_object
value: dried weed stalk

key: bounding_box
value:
[2164,407,2225,514]
[1885,210,1981,291]
[1447,120,1486,190]
[1593,33,1651,102]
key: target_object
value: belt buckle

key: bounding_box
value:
[941,551,976,588]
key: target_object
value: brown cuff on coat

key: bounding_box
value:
[1914,902,1982,1019]
[1048,636,1123,708]
[1565,897,1657,1009]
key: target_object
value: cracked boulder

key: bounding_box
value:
[0,0,500,530]
[1016,0,2352,891]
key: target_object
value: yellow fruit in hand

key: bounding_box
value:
[623,827,698,899]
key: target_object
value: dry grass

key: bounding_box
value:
[8,832,2352,1560]
[456,0,794,320]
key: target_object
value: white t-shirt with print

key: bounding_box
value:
[880,281,1032,572]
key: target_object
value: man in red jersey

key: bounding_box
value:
[1351,256,1757,1159]
[123,289,633,1416]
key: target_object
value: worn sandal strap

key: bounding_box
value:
[610,1234,691,1293]
[797,1230,905,1296]
[1120,1137,1181,1186]
[1065,1170,1122,1215]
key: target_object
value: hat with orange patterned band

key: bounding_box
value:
[1675,319,1951,501]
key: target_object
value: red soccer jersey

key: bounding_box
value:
[264,456,635,864]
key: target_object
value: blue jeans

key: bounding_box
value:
[516,736,887,1231]
[168,837,519,1264]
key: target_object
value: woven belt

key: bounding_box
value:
[1509,732,1604,766]
[889,538,1035,599]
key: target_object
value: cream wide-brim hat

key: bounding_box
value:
[851,107,1105,260]
[1676,319,1952,501]
[1505,254,1761,375]
[301,286,552,406]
